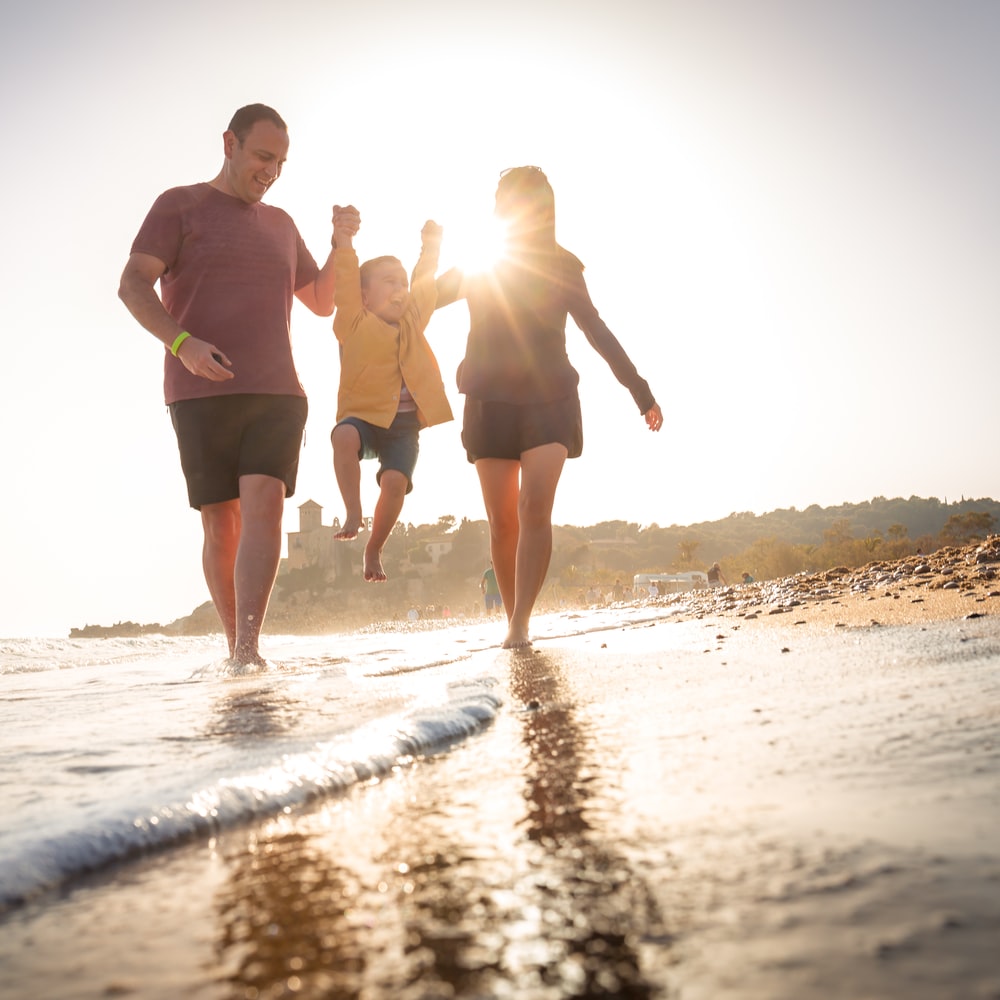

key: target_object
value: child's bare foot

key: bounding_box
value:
[363,545,387,582]
[335,512,362,540]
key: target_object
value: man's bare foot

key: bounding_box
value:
[335,512,362,541]
[363,546,387,582]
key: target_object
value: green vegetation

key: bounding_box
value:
[88,495,996,635]
[273,496,999,618]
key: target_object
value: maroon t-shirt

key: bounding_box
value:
[130,183,320,404]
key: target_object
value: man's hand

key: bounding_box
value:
[176,336,234,382]
[332,204,361,249]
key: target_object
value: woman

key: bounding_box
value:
[437,166,663,648]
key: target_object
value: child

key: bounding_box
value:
[330,215,453,582]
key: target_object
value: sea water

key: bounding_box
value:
[4,608,1000,999]
[0,622,511,914]
[0,608,665,916]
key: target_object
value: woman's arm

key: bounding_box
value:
[567,269,657,416]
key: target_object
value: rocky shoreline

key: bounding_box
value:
[656,535,1000,629]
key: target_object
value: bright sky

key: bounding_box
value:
[2,0,997,637]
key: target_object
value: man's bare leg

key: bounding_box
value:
[201,499,242,658]
[231,474,286,665]
[332,423,364,540]
[364,470,407,582]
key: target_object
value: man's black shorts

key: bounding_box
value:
[169,393,308,509]
[461,395,583,463]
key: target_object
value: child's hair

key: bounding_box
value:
[360,255,403,289]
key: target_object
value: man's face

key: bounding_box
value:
[362,261,409,323]
[223,120,289,203]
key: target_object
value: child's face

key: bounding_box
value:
[362,261,409,323]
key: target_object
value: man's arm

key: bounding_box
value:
[118,252,233,381]
[296,204,361,316]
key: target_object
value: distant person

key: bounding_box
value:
[435,166,663,648]
[118,102,359,667]
[613,579,624,602]
[330,215,452,582]
[481,562,502,615]
[648,580,660,598]
[741,571,754,584]
[707,562,727,587]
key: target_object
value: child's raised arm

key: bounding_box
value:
[332,204,359,251]
[410,221,443,327]
[332,205,364,342]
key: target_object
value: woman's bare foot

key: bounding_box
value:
[363,545,388,582]
[225,652,270,675]
[335,511,363,541]
[502,628,532,649]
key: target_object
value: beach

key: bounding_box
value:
[2,542,999,999]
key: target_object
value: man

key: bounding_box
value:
[480,561,502,616]
[119,103,358,666]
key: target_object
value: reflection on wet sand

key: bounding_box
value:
[215,830,369,998]
[205,684,303,743]
[212,651,667,997]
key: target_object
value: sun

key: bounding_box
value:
[446,215,509,275]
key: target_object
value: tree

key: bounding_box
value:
[939,511,996,546]
[675,539,700,567]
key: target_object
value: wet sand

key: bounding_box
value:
[3,546,1000,999]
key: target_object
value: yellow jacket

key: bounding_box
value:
[333,246,453,429]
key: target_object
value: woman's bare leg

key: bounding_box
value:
[506,443,566,647]
[475,458,521,624]
[476,444,567,648]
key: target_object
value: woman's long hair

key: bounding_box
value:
[495,166,557,249]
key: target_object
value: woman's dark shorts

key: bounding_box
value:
[334,410,420,494]
[462,395,583,464]
[169,393,308,510]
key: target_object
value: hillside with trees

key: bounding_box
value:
[77,495,998,636]
[268,495,1000,626]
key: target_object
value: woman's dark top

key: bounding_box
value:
[436,246,655,413]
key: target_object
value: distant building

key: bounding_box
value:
[285,500,341,572]
[424,539,453,566]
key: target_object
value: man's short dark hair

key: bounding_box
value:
[227,104,288,143]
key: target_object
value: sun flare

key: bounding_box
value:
[448,215,509,275]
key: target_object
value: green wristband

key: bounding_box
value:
[170,331,191,356]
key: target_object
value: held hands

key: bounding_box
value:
[644,403,663,432]
[332,204,361,249]
[175,335,234,382]
[421,220,443,248]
